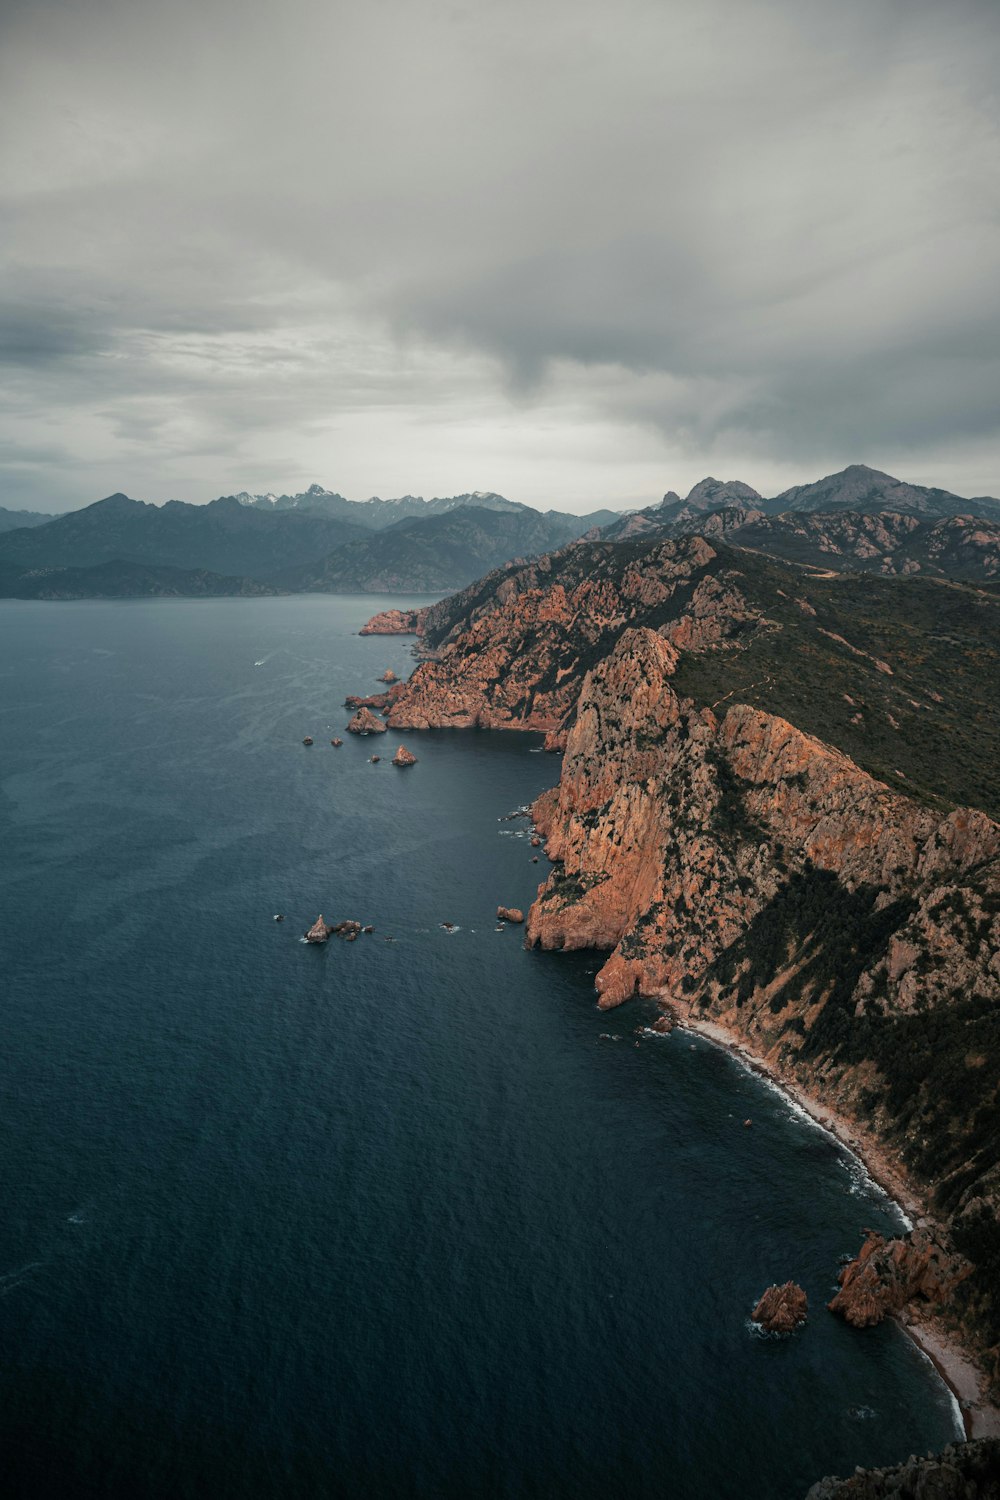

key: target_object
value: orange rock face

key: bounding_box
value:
[385,535,740,734]
[525,625,1000,1019]
[752,1282,808,1333]
[360,609,426,635]
[497,906,524,923]
[347,707,388,736]
[829,1230,971,1327]
[392,744,417,766]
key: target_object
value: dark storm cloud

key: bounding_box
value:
[1,0,998,509]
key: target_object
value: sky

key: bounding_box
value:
[1,0,998,515]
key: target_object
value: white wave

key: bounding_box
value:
[678,1026,912,1231]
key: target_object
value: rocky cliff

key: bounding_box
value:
[363,523,1000,1391]
[524,624,1000,1383]
[381,532,1000,818]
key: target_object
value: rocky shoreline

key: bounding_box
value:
[668,1002,1000,1439]
[355,539,1000,1477]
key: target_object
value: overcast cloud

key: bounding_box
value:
[1,0,998,512]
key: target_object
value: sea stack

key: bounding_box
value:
[305,915,333,943]
[347,707,387,736]
[392,745,417,767]
[379,669,398,684]
[497,906,525,923]
[751,1283,808,1334]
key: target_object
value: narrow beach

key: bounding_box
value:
[665,1000,1000,1441]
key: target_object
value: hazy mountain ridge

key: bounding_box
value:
[3,464,997,597]
[602,465,1000,544]
[0,505,56,533]
[270,503,601,593]
[0,489,616,597]
[0,492,371,581]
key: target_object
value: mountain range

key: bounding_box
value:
[0,490,607,598]
[1,464,998,598]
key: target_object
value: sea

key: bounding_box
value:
[0,596,961,1500]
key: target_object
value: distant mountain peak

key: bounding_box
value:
[685,476,762,509]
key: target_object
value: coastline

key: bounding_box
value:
[665,1000,1000,1441]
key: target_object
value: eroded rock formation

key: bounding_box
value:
[829,1229,972,1328]
[497,906,524,923]
[305,915,333,943]
[360,608,426,635]
[752,1282,808,1334]
[519,621,1000,1386]
[347,707,388,736]
[392,745,417,766]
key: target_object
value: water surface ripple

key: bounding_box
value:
[0,597,959,1499]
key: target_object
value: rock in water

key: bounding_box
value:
[752,1282,808,1333]
[331,920,362,941]
[392,745,417,767]
[497,906,525,923]
[347,707,387,736]
[379,669,398,683]
[305,915,333,943]
[302,736,313,745]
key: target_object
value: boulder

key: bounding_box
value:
[497,906,525,923]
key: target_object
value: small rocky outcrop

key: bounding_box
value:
[379,669,398,683]
[392,745,417,767]
[305,915,333,943]
[804,1440,1000,1498]
[347,707,387,736]
[344,690,394,711]
[302,736,313,745]
[752,1282,808,1333]
[331,738,343,747]
[497,906,524,923]
[829,1229,972,1328]
[330,920,362,941]
[360,609,425,635]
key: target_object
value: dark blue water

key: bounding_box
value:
[0,597,959,1499]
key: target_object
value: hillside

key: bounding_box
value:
[367,526,1000,1390]
[602,465,1000,543]
[0,505,56,534]
[386,535,1000,817]
[268,503,603,593]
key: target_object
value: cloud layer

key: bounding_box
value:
[2,0,998,511]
